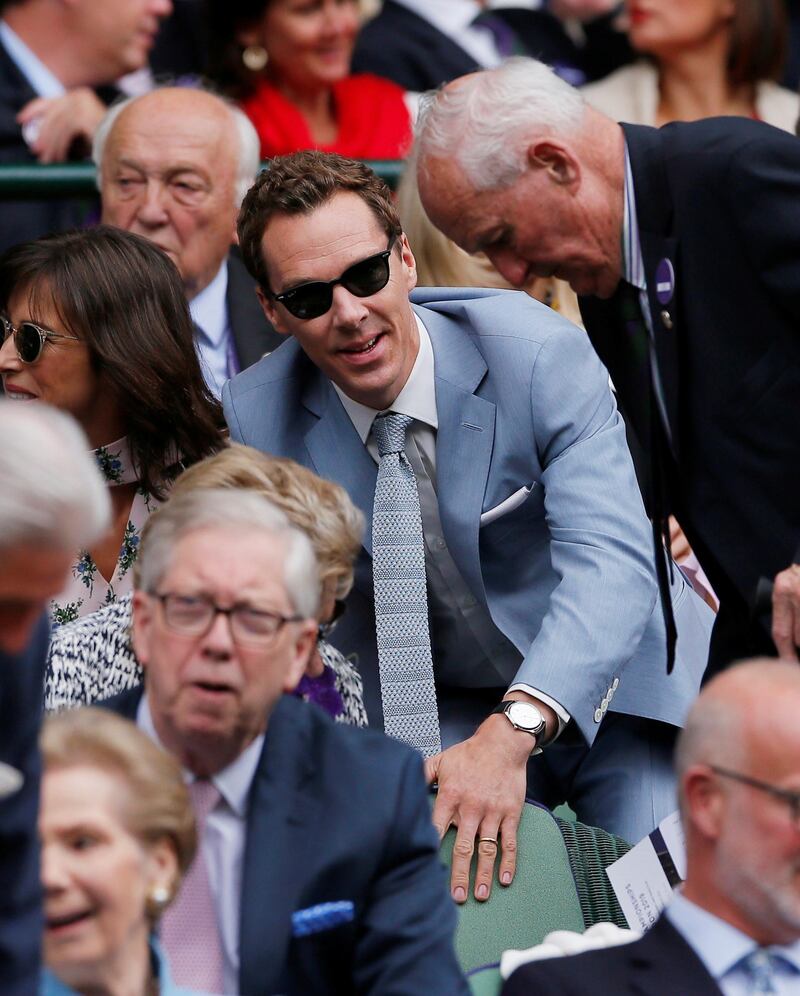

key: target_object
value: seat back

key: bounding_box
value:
[439,800,584,975]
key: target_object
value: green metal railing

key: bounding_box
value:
[0,160,406,198]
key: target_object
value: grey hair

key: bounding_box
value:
[136,488,320,618]
[415,57,586,191]
[0,402,110,553]
[93,87,261,209]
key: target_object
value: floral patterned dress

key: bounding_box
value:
[50,438,160,626]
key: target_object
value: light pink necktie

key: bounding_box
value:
[160,778,225,992]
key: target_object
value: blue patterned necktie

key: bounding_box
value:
[744,949,778,994]
[372,412,441,757]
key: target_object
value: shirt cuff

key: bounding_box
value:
[506,684,570,744]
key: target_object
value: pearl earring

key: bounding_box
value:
[242,45,268,72]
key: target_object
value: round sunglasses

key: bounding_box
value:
[1,314,81,364]
[272,236,397,320]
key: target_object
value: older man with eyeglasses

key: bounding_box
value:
[98,486,466,996]
[504,657,800,995]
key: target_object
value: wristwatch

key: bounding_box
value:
[492,700,547,755]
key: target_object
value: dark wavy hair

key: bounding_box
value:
[204,0,273,100]
[0,226,225,499]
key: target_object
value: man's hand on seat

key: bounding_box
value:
[18,89,106,163]
[426,692,556,904]
[772,563,800,661]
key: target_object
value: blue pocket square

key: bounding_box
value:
[291,900,355,937]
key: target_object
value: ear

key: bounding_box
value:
[143,836,180,901]
[235,21,265,49]
[526,141,579,187]
[131,590,156,671]
[282,620,319,694]
[398,232,418,293]
[683,765,726,842]
[256,285,290,338]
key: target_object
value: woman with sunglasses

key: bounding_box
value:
[0,226,224,625]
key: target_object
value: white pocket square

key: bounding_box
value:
[480,485,535,527]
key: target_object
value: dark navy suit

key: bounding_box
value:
[502,914,722,995]
[100,688,468,996]
[579,118,800,669]
[0,613,48,994]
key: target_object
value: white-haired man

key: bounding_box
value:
[94,87,282,397]
[0,401,109,993]
[504,658,800,994]
[416,56,800,675]
[100,487,467,995]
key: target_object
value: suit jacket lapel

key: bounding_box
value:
[238,698,316,995]
[421,307,495,604]
[628,915,722,996]
[301,376,378,558]
[225,252,284,369]
[622,123,681,462]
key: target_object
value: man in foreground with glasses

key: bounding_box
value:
[100,486,466,994]
[504,657,800,994]
[223,150,713,901]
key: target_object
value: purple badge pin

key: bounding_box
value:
[655,258,675,306]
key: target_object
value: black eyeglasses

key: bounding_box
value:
[711,766,800,826]
[318,598,347,641]
[1,314,82,364]
[272,236,397,320]
[154,592,304,645]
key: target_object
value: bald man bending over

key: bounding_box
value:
[504,658,800,994]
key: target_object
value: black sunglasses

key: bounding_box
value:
[1,314,81,364]
[272,236,397,320]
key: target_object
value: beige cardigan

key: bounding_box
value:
[582,59,799,134]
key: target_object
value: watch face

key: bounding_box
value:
[507,702,546,734]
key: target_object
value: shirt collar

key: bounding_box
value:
[621,141,646,291]
[138,693,263,818]
[189,261,229,347]
[0,21,65,98]
[391,0,484,34]
[333,312,438,444]
[666,891,800,980]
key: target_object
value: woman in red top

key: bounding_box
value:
[207,0,412,161]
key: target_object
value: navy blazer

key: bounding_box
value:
[580,119,800,654]
[99,689,468,996]
[223,288,712,744]
[501,914,722,995]
[0,613,48,994]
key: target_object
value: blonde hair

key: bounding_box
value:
[41,709,197,895]
[136,444,363,602]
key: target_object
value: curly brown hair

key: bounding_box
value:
[237,150,402,293]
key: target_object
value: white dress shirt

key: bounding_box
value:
[391,0,505,68]
[333,313,570,738]
[666,892,800,995]
[189,261,235,400]
[138,695,264,995]
[0,21,64,98]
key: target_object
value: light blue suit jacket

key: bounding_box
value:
[223,288,711,746]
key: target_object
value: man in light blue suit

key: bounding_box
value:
[224,151,713,905]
